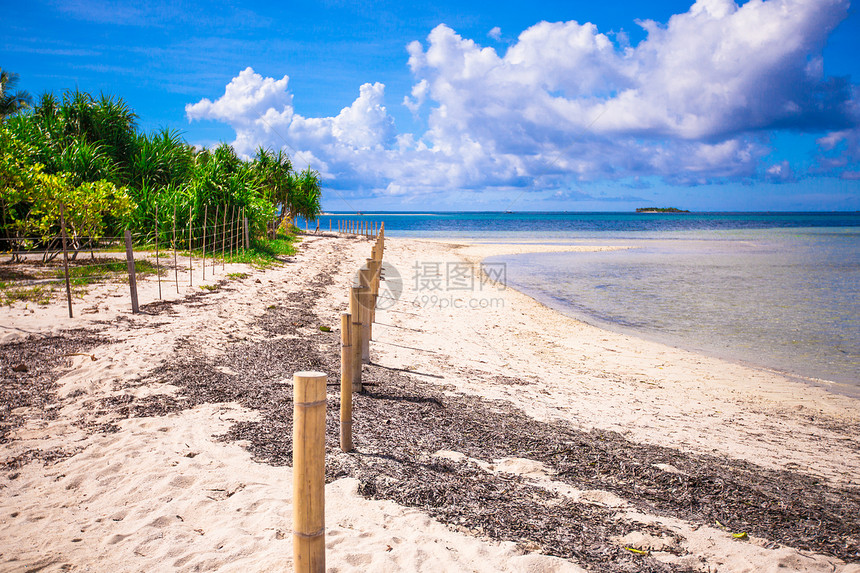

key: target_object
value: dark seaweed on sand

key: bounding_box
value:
[133,287,860,571]
[5,240,858,571]
[0,332,106,443]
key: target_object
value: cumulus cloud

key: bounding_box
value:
[187,0,858,198]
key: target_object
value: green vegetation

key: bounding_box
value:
[1,71,322,261]
[0,257,162,305]
[0,69,32,119]
[0,282,54,306]
[635,207,690,213]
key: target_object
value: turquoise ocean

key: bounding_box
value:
[314,212,860,394]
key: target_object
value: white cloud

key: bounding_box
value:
[187,0,858,198]
[765,160,796,183]
[403,79,429,115]
[488,26,502,40]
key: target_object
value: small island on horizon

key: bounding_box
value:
[636,207,691,213]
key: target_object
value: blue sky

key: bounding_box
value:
[5,0,860,211]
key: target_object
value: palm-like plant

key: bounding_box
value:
[2,85,321,250]
[291,167,322,223]
[0,69,32,120]
[253,147,293,234]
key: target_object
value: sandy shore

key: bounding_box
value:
[1,235,859,572]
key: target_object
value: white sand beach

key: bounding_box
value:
[1,234,859,572]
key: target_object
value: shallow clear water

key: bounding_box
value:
[487,228,859,390]
[314,212,860,390]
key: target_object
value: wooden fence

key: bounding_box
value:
[0,204,251,317]
[292,221,385,572]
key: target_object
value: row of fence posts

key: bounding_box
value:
[51,203,250,318]
[336,219,380,238]
[292,222,385,572]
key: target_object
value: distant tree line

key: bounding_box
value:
[635,207,690,213]
[0,69,321,251]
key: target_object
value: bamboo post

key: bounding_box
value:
[365,258,376,339]
[292,371,327,573]
[124,230,139,314]
[230,205,236,257]
[368,258,380,329]
[202,204,207,281]
[188,204,193,286]
[349,286,362,392]
[359,266,371,363]
[340,313,353,452]
[59,203,73,318]
[173,204,179,293]
[221,204,227,270]
[156,203,162,299]
[213,205,219,273]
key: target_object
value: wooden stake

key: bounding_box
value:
[173,203,178,293]
[124,230,139,314]
[349,286,362,392]
[292,370,327,573]
[359,267,371,363]
[202,204,207,281]
[59,203,73,318]
[231,205,236,258]
[368,258,380,329]
[213,204,219,273]
[340,313,353,452]
[188,204,193,286]
[221,204,227,270]
[156,203,161,299]
[243,214,250,250]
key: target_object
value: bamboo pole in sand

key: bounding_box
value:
[359,266,371,363]
[292,370,327,573]
[340,313,353,452]
[59,203,73,319]
[349,286,363,392]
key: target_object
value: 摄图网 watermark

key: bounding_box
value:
[411,261,506,292]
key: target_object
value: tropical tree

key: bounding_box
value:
[252,147,293,234]
[290,166,322,223]
[0,69,32,120]
[0,124,134,257]
[1,86,322,250]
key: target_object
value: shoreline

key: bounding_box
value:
[501,268,860,400]
[2,234,859,571]
[379,238,860,479]
[468,238,859,397]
